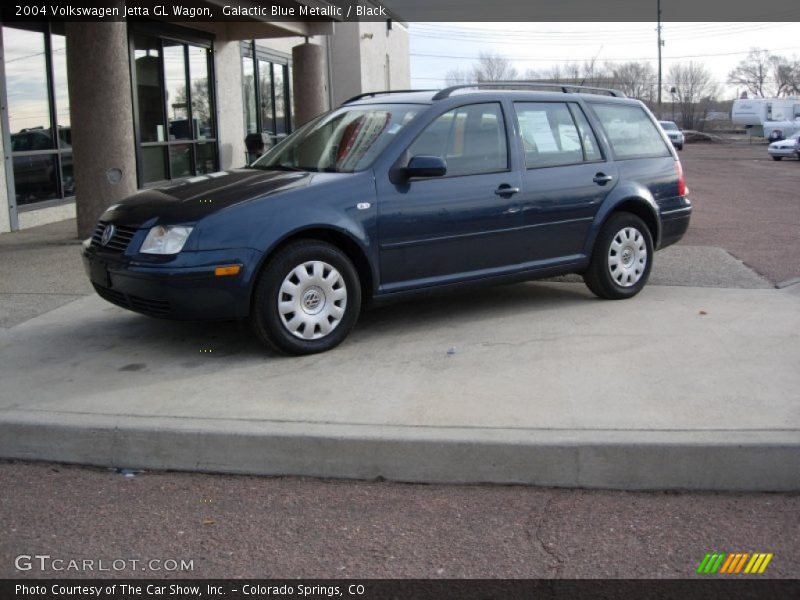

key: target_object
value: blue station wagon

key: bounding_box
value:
[82,84,692,355]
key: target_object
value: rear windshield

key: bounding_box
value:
[659,121,679,131]
[251,104,423,173]
[591,104,671,160]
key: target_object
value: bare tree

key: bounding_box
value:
[668,62,720,130]
[472,52,518,82]
[728,49,800,97]
[606,61,656,103]
[444,68,473,86]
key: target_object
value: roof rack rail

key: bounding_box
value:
[342,89,438,104]
[431,82,625,101]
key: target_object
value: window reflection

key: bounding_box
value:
[132,32,217,183]
[163,42,190,140]
[189,45,214,139]
[258,59,274,136]
[134,35,165,143]
[4,25,74,205]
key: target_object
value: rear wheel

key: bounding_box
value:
[251,240,361,355]
[772,156,782,161]
[584,212,653,300]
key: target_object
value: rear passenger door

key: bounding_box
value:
[513,101,617,262]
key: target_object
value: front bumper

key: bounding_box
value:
[82,240,263,320]
[768,147,799,158]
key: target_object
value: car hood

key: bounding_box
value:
[770,140,798,149]
[100,168,321,227]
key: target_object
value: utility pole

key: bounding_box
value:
[657,0,663,119]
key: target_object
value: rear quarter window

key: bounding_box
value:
[591,103,671,160]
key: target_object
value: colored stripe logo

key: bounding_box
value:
[697,552,773,574]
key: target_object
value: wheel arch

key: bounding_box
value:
[248,226,375,316]
[587,194,661,255]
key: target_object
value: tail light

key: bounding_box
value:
[676,160,687,197]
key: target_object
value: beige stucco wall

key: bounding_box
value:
[213,37,247,169]
[328,21,410,108]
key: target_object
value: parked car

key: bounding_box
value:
[82,85,692,355]
[658,120,685,150]
[768,130,800,160]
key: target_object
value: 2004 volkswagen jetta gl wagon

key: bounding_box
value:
[82,84,692,355]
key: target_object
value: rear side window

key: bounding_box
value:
[408,103,508,177]
[591,103,670,159]
[514,102,601,168]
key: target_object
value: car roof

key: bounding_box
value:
[343,87,638,107]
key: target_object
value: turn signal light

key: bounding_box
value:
[214,265,241,277]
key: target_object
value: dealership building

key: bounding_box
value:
[0,5,409,235]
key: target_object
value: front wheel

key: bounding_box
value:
[772,156,782,161]
[584,213,654,300]
[251,241,361,355]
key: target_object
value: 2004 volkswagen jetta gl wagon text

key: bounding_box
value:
[82,85,692,355]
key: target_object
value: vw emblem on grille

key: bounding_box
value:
[100,224,116,246]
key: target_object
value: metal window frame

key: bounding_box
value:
[129,23,219,188]
[240,41,293,144]
[0,23,78,228]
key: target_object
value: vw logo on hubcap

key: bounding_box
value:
[302,287,324,313]
[100,224,115,246]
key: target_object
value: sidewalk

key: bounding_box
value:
[1,220,798,490]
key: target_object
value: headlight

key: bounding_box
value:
[140,225,193,255]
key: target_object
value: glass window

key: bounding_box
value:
[242,57,257,135]
[134,35,165,143]
[163,42,190,141]
[132,30,218,184]
[252,104,422,173]
[515,102,601,168]
[408,103,508,177]
[188,46,214,140]
[591,103,670,160]
[241,44,295,161]
[258,59,274,136]
[3,25,74,206]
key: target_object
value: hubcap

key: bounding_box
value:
[608,226,647,288]
[278,261,347,340]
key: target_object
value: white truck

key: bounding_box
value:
[731,97,800,139]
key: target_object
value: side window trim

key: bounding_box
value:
[567,102,606,163]
[401,101,511,179]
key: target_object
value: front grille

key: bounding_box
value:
[91,222,138,253]
[94,284,171,317]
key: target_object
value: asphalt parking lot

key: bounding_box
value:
[1,139,798,579]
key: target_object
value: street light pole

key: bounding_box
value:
[657,0,663,119]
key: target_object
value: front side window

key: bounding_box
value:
[515,102,601,168]
[133,32,218,184]
[252,105,422,173]
[591,103,670,160]
[408,103,508,177]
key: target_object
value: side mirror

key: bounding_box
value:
[405,155,447,179]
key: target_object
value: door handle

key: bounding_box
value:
[593,173,614,185]
[495,185,520,197]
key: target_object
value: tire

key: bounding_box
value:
[584,212,654,300]
[772,156,782,161]
[251,240,361,355]
[676,144,683,151]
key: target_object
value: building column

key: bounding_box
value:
[292,42,329,127]
[65,20,138,239]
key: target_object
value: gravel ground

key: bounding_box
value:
[679,141,800,285]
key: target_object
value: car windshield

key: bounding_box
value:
[251,104,424,173]
[788,131,800,140]
[660,122,679,131]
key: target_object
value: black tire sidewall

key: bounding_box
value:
[252,241,361,355]
[586,213,654,300]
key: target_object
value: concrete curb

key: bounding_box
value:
[1,411,798,491]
